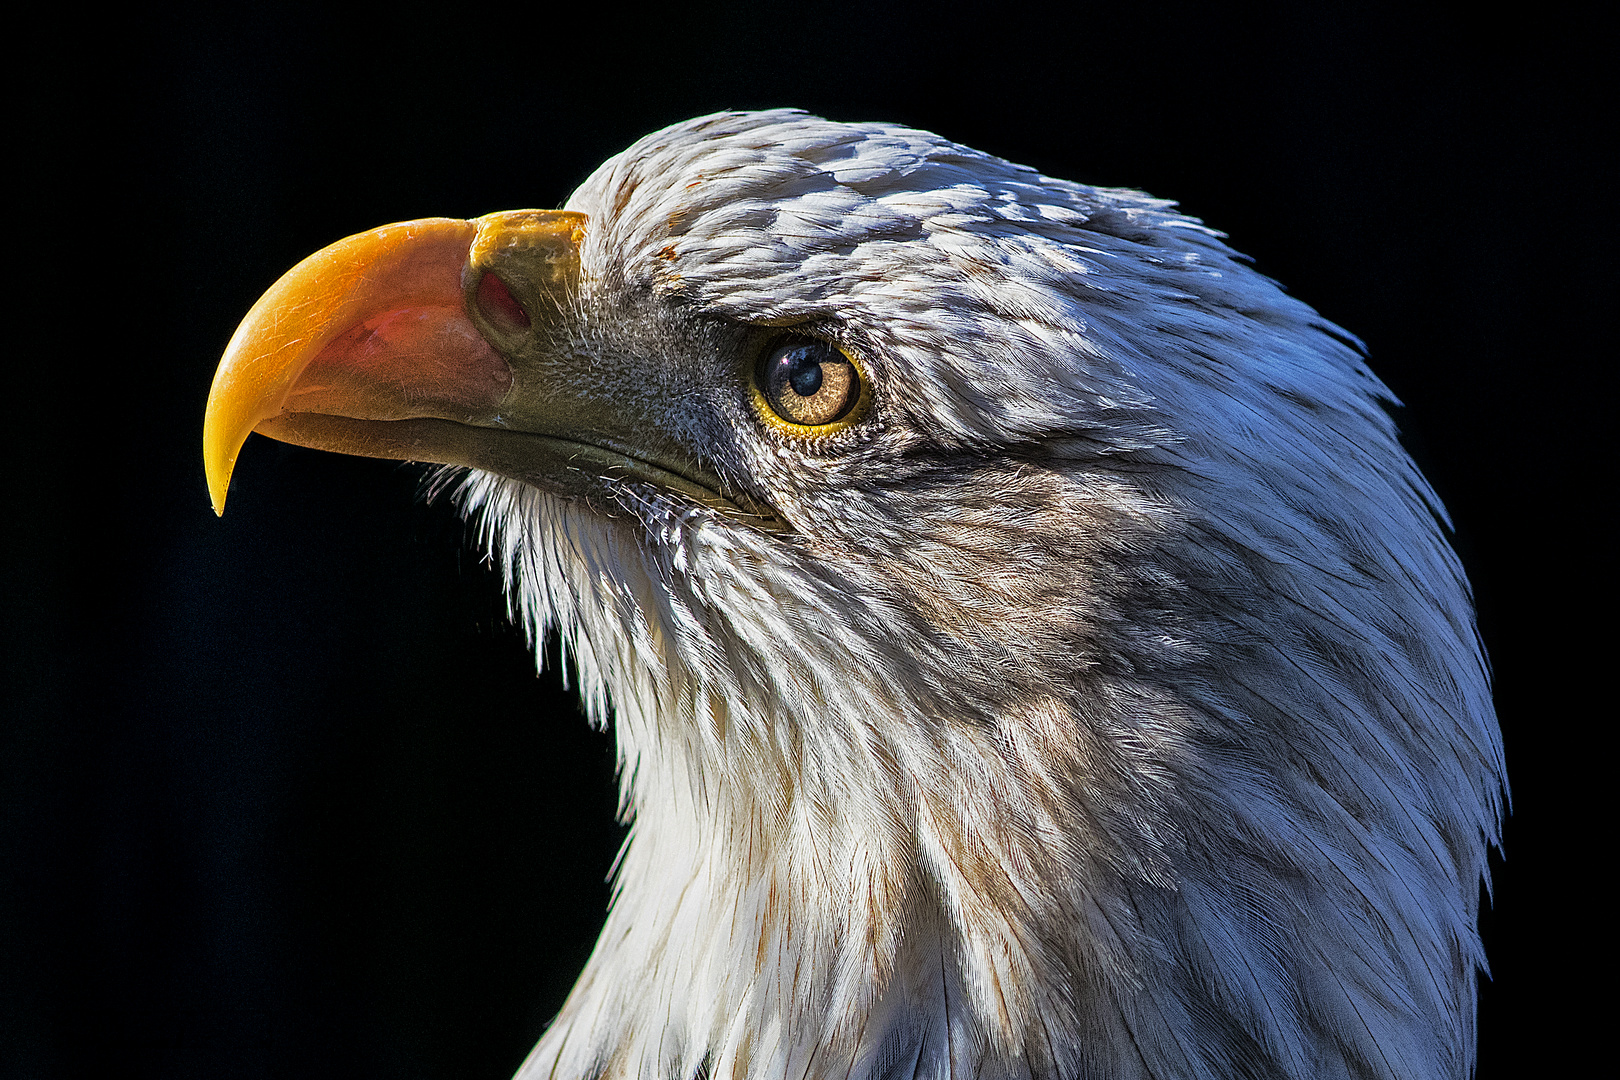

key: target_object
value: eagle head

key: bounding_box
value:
[205,110,1504,1080]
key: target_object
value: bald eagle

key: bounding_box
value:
[205,110,1503,1080]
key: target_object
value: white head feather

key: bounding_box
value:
[455,110,1502,1080]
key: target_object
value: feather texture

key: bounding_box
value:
[450,111,1501,1080]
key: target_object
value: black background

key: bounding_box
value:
[5,4,1602,1077]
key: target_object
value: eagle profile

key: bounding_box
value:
[205,110,1504,1080]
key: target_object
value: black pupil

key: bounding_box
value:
[785,350,824,397]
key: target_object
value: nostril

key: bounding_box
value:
[476,271,530,330]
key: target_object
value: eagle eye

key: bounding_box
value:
[755,339,863,429]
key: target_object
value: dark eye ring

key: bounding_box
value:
[755,339,863,428]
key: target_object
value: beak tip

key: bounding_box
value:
[204,430,238,518]
[207,478,229,517]
[203,358,248,520]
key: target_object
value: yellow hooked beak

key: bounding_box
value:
[204,210,586,514]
